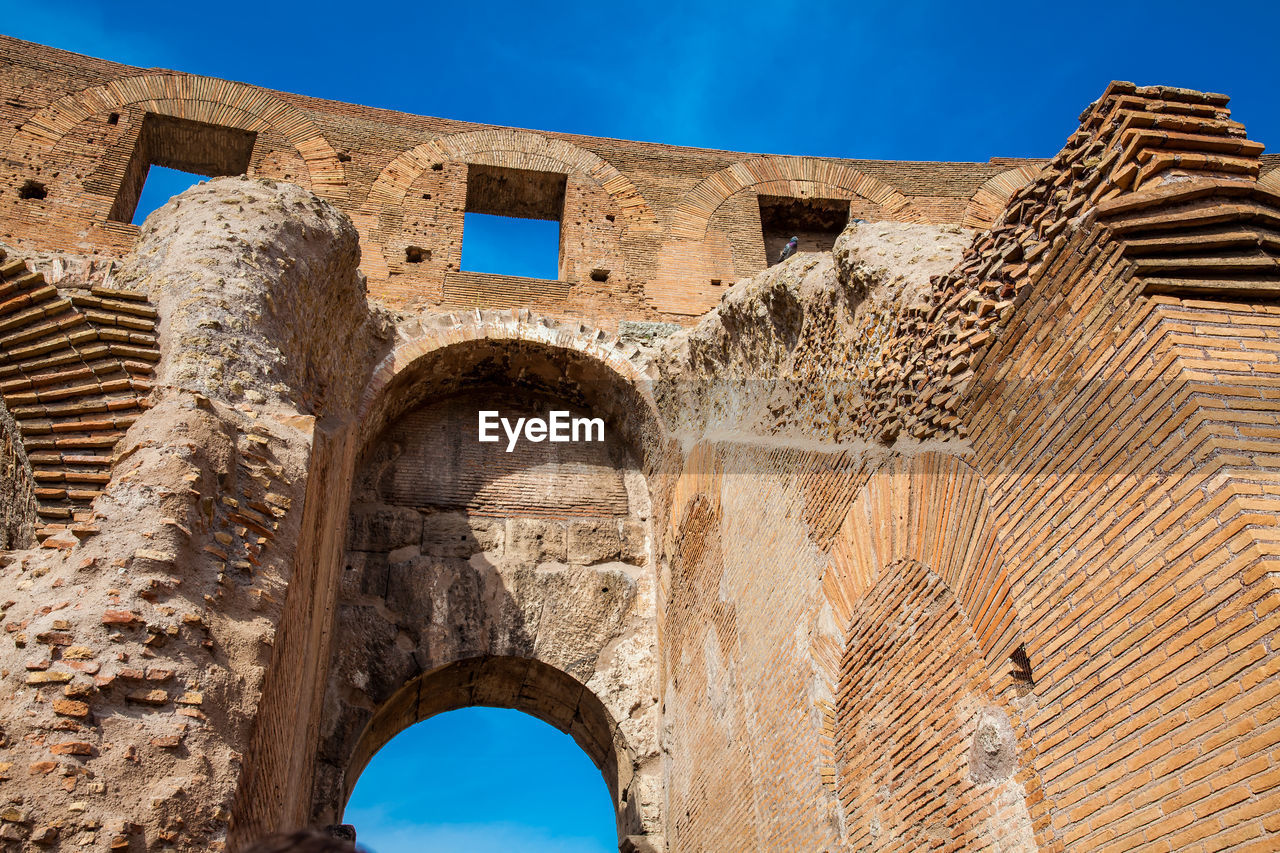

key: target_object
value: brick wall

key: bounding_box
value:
[649,82,1280,853]
[0,35,1277,853]
[835,560,1036,850]
[0,36,1041,328]
[967,236,1280,851]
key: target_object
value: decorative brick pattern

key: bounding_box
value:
[667,156,915,242]
[361,128,657,226]
[9,73,348,200]
[822,453,1025,682]
[960,164,1043,230]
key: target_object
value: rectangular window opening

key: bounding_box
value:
[110,113,257,225]
[759,195,851,266]
[460,164,566,281]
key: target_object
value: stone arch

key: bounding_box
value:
[354,130,658,303]
[961,164,1044,230]
[668,156,914,242]
[361,129,656,226]
[10,73,348,200]
[821,452,1027,684]
[307,309,667,848]
[358,309,663,457]
[333,657,653,844]
[650,157,914,315]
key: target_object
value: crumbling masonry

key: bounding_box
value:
[0,35,1278,852]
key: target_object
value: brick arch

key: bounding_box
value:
[358,309,663,462]
[822,452,1026,683]
[333,656,654,843]
[835,557,1043,850]
[11,73,348,200]
[961,165,1045,230]
[360,128,657,226]
[668,156,914,242]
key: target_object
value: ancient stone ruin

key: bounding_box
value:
[1,34,1278,852]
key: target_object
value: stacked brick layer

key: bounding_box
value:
[820,83,1270,445]
[0,251,157,538]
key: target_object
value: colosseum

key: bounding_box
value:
[0,34,1277,852]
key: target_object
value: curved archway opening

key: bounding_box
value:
[311,326,666,849]
[344,705,617,852]
[358,325,667,477]
[328,656,651,850]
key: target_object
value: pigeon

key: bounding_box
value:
[778,236,799,264]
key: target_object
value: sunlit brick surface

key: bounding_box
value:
[0,36,1278,853]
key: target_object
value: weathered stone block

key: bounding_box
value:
[420,512,479,557]
[467,517,504,555]
[568,519,621,565]
[506,518,567,564]
[620,521,647,565]
[345,551,388,598]
[346,506,423,552]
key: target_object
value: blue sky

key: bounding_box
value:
[345,708,616,852]
[4,1,1278,848]
[3,0,1278,161]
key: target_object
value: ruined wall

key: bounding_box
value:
[642,82,1279,853]
[313,384,662,846]
[0,36,1046,329]
[0,37,1278,853]
[647,222,1046,852]
[0,177,379,851]
[658,442,850,852]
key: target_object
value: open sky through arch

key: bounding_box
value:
[344,707,616,852]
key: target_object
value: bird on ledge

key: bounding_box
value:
[778,236,799,264]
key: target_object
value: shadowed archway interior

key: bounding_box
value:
[309,332,664,850]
